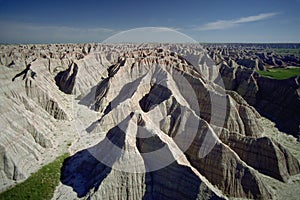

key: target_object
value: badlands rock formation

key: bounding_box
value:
[205,43,300,69]
[205,44,300,137]
[0,43,299,199]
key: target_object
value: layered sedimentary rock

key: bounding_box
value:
[220,130,300,182]
[57,47,279,199]
[205,43,300,69]
[60,112,225,200]
[0,43,299,199]
[0,57,68,191]
[205,44,300,137]
[0,44,113,191]
[217,62,300,137]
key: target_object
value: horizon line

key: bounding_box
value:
[1,41,300,45]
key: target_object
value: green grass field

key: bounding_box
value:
[257,67,300,80]
[0,153,69,200]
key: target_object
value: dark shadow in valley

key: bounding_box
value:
[255,76,300,137]
[137,132,222,200]
[60,119,127,197]
[60,149,111,198]
[101,74,146,116]
[139,84,172,112]
[55,62,78,94]
[78,85,98,108]
[142,161,222,200]
[85,119,100,133]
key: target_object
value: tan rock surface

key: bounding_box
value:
[0,43,299,200]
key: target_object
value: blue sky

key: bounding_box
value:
[0,0,299,43]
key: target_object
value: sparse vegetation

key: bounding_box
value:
[0,153,69,200]
[269,48,300,56]
[257,67,300,80]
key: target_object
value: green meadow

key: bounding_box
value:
[0,153,69,200]
[257,67,300,80]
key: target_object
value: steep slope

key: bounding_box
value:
[0,44,299,200]
[0,44,113,191]
[0,58,71,191]
[56,47,297,199]
[218,62,300,137]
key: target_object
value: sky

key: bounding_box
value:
[0,0,299,43]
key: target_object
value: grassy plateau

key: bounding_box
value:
[257,67,300,80]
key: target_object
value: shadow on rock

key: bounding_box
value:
[60,125,126,197]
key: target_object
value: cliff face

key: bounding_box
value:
[0,44,113,191]
[0,44,299,199]
[205,45,300,137]
[218,62,300,137]
[0,56,70,191]
[57,47,294,199]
